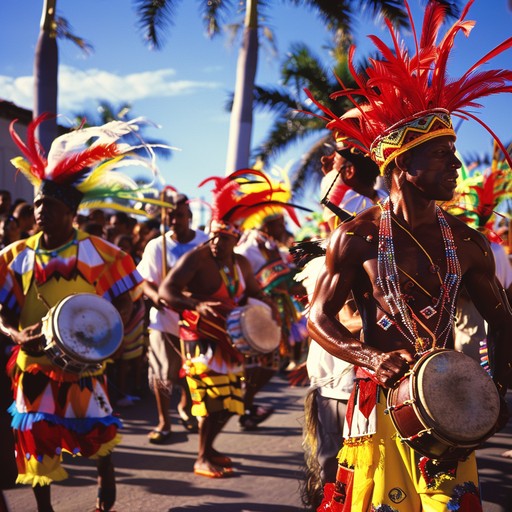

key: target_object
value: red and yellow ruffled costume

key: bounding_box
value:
[0,230,142,486]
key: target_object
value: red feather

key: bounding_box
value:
[49,143,122,184]
[305,0,512,169]
[9,115,50,179]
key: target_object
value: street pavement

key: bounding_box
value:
[4,378,512,512]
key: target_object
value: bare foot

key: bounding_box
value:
[501,450,512,458]
[210,449,232,467]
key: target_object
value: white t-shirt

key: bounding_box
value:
[137,230,209,335]
[304,189,388,400]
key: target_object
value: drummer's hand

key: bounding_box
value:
[14,323,44,352]
[196,301,225,318]
[371,349,415,389]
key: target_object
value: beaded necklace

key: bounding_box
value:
[217,261,239,300]
[376,198,461,354]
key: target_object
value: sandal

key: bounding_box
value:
[193,466,233,478]
[239,405,274,431]
[147,430,172,444]
[180,416,199,433]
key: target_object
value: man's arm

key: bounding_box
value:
[464,240,512,395]
[159,250,201,312]
[141,280,161,309]
[0,307,43,351]
[307,225,413,387]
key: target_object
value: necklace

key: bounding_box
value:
[376,198,461,354]
[217,260,239,299]
[34,230,79,283]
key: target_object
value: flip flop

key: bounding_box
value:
[147,430,172,444]
[180,416,199,433]
[193,467,232,478]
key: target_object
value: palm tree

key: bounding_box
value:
[249,43,358,195]
[133,1,411,175]
[34,0,92,152]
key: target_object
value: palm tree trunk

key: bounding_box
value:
[225,0,258,174]
[34,0,58,153]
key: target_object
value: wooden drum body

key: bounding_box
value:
[386,349,500,462]
[226,300,281,356]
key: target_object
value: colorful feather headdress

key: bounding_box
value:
[239,164,304,231]
[199,168,306,238]
[306,0,512,174]
[10,113,172,215]
[443,142,512,242]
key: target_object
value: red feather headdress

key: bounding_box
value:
[200,168,308,238]
[305,0,512,174]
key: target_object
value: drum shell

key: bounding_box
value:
[226,301,281,356]
[41,293,124,374]
[386,349,499,462]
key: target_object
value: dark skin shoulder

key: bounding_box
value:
[308,206,415,388]
[158,241,276,321]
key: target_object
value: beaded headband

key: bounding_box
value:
[367,109,455,173]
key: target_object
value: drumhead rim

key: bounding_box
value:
[413,349,499,444]
[49,293,124,362]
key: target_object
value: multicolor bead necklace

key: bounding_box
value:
[376,198,461,354]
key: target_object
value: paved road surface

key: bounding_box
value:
[4,378,512,511]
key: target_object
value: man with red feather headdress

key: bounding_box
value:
[0,114,171,512]
[158,169,281,479]
[306,1,512,510]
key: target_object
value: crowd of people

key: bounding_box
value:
[0,120,310,511]
[2,2,512,512]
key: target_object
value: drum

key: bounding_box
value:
[226,300,281,356]
[386,349,500,462]
[41,293,124,374]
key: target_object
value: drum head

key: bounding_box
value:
[416,350,500,443]
[52,293,124,363]
[240,304,281,354]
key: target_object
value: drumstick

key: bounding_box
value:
[160,188,168,278]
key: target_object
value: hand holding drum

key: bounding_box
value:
[386,349,501,462]
[371,349,415,388]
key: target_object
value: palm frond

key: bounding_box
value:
[134,0,177,50]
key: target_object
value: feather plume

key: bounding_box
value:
[9,113,175,215]
[306,0,512,171]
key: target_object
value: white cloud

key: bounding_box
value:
[0,65,222,112]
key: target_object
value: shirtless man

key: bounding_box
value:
[305,2,512,507]
[158,223,273,478]
[308,134,512,510]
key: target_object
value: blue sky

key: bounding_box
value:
[1,1,511,226]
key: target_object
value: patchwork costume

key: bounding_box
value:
[3,114,171,500]
[321,368,480,512]
[1,230,142,485]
